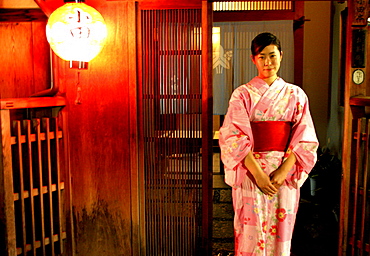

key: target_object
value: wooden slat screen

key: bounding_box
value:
[213,1,293,11]
[141,9,204,256]
[348,117,370,255]
[0,97,72,256]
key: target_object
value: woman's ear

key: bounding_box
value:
[250,55,256,64]
[280,51,283,61]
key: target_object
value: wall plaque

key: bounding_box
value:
[352,29,366,68]
[352,0,368,26]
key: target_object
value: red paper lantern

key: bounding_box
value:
[46,3,107,62]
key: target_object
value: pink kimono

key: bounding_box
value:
[219,77,318,256]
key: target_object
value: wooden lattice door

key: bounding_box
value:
[139,6,213,256]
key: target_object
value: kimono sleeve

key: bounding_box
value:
[218,89,253,187]
[286,89,319,187]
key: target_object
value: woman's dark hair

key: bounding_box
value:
[251,32,282,56]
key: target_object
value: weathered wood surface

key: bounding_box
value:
[0,97,66,109]
[0,110,17,256]
[51,2,136,255]
[34,0,106,17]
[1,2,136,255]
[340,0,369,255]
[0,0,39,9]
[201,2,213,255]
[0,20,51,98]
[0,9,46,22]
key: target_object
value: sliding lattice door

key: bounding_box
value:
[140,8,211,256]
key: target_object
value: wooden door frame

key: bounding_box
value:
[202,1,214,254]
[340,0,368,255]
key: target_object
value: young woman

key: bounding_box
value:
[219,32,319,255]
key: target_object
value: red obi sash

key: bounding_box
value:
[250,121,292,152]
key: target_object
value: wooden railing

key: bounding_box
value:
[0,97,73,256]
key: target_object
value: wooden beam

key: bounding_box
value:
[213,10,297,22]
[212,0,344,1]
[33,0,107,17]
[0,0,39,9]
[0,9,46,22]
[138,0,201,9]
[0,97,66,110]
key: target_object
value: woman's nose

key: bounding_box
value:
[264,57,271,65]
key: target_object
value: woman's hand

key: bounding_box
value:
[269,153,297,189]
[269,168,289,189]
[254,172,278,196]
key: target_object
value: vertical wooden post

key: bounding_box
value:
[14,121,27,255]
[201,1,213,255]
[0,109,17,256]
[43,118,55,256]
[136,3,147,256]
[127,2,141,256]
[293,1,304,86]
[52,117,63,254]
[35,118,46,255]
[340,0,369,255]
[59,108,75,256]
[340,0,353,254]
[23,120,37,256]
[359,120,370,255]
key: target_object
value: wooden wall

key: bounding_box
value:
[1,1,139,255]
[302,1,331,146]
[0,19,50,98]
[52,2,138,255]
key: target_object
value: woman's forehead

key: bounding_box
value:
[259,45,279,54]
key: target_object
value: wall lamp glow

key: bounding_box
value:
[46,0,108,69]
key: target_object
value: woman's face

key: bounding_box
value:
[251,44,282,81]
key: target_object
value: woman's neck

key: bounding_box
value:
[260,75,278,86]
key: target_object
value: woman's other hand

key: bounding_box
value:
[269,169,288,189]
[269,153,297,189]
[254,172,278,196]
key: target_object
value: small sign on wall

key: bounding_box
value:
[352,0,368,26]
[352,69,365,85]
[352,29,366,68]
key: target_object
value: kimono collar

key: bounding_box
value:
[249,76,284,95]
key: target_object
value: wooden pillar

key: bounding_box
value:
[0,109,17,256]
[202,1,213,255]
[127,2,141,256]
[340,0,368,255]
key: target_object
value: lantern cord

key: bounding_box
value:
[75,72,82,104]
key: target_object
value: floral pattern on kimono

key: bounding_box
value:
[219,77,319,256]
